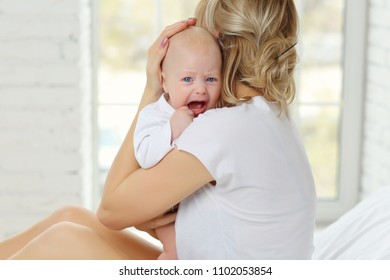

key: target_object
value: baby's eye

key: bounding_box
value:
[207,77,218,82]
[182,77,193,83]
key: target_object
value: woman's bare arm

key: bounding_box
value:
[98,148,213,230]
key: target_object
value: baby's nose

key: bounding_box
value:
[194,81,207,95]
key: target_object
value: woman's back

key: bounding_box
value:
[175,96,316,259]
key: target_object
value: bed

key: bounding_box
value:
[313,185,390,259]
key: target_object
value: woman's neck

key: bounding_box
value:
[235,82,262,99]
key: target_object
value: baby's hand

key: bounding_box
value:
[170,106,194,142]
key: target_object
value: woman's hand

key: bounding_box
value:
[140,18,197,109]
[135,212,177,239]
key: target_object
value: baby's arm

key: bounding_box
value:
[170,106,195,142]
[134,107,175,169]
[134,105,194,168]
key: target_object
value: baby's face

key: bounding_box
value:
[162,42,222,116]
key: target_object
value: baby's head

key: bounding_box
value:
[161,26,222,116]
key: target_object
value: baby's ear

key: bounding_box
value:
[161,72,167,92]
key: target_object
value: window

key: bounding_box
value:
[296,0,345,201]
[295,0,366,222]
[95,0,367,222]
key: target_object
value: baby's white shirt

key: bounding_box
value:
[134,95,175,169]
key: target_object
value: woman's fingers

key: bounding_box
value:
[148,17,197,60]
[148,18,197,58]
[145,18,197,96]
[135,212,177,232]
[160,17,197,41]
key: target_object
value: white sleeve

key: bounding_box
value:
[174,109,235,184]
[134,105,174,169]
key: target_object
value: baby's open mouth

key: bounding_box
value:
[187,101,206,116]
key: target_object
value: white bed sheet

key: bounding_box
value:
[313,186,390,260]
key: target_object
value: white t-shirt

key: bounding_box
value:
[175,96,316,259]
[134,95,175,169]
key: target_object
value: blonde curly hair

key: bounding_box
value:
[195,0,299,116]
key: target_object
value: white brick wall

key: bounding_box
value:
[0,0,93,238]
[361,0,390,198]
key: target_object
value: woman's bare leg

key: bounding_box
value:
[8,221,159,260]
[0,205,161,259]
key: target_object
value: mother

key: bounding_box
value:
[1,0,316,259]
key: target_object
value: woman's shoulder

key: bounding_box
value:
[194,96,278,126]
[189,106,235,133]
[197,106,231,121]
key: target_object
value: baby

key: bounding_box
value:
[133,26,222,259]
